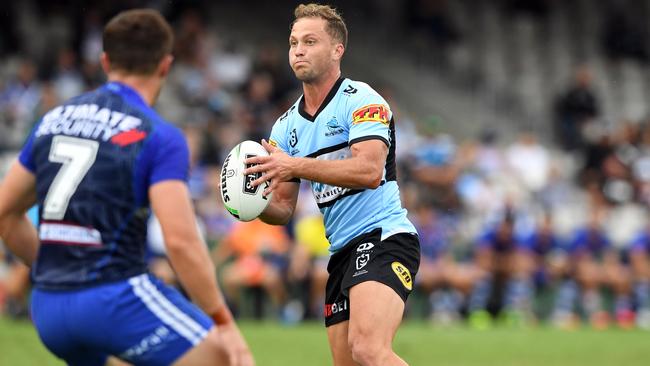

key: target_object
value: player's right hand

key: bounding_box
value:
[218,322,256,366]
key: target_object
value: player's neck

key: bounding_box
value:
[107,73,161,106]
[302,70,341,115]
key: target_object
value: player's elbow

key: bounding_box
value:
[361,170,383,189]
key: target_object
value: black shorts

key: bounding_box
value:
[324,228,420,327]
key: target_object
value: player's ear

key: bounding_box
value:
[333,43,344,61]
[157,54,174,78]
[100,52,111,75]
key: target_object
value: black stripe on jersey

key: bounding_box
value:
[298,77,345,122]
[316,180,386,209]
[349,135,389,148]
[306,142,349,158]
[385,117,397,181]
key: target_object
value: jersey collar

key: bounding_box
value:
[298,77,345,122]
[102,82,148,109]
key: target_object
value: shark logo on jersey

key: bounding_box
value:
[325,117,344,137]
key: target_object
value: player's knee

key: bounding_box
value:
[348,330,386,366]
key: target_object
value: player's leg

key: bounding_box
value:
[326,321,357,366]
[348,281,407,366]
[172,327,229,366]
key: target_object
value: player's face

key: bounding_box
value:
[289,17,339,83]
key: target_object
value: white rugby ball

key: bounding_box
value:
[220,140,272,221]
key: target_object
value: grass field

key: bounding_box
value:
[1,317,649,365]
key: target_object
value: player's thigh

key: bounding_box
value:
[348,281,405,348]
[326,321,356,366]
[172,327,228,366]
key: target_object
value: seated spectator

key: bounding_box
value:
[629,219,650,329]
[412,204,480,325]
[213,219,290,318]
[559,210,633,329]
[468,209,536,328]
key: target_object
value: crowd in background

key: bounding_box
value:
[0,0,649,331]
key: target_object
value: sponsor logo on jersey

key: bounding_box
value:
[352,104,389,125]
[325,117,344,137]
[35,104,143,141]
[111,129,147,146]
[279,105,296,122]
[391,262,412,290]
[356,242,375,252]
[343,85,358,95]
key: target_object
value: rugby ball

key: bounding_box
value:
[220,140,272,221]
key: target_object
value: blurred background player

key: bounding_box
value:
[468,208,536,328]
[629,218,650,329]
[563,209,633,329]
[412,203,480,325]
[0,9,254,365]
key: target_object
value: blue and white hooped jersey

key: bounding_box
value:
[19,82,189,290]
[269,77,416,252]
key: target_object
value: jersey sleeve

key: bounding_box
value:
[18,125,38,172]
[149,124,190,185]
[269,117,300,183]
[346,92,391,147]
[269,118,290,153]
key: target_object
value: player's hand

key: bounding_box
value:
[244,139,295,195]
[218,321,256,366]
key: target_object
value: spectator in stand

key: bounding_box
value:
[554,66,600,151]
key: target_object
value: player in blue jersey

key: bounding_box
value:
[244,4,420,365]
[629,219,650,329]
[565,211,632,329]
[0,9,253,366]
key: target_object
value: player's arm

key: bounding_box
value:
[258,181,299,225]
[246,138,387,195]
[150,180,233,323]
[0,161,39,266]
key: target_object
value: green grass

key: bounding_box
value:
[1,317,649,365]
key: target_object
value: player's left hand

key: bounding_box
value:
[244,139,295,196]
[218,321,256,366]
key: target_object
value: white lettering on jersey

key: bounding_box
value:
[312,146,352,206]
[35,104,142,141]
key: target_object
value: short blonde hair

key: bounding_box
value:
[292,3,348,48]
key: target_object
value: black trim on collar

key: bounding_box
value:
[298,77,345,122]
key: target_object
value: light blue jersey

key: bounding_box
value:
[269,77,416,252]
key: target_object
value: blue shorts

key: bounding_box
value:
[31,274,213,366]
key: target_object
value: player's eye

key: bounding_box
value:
[289,40,297,47]
[306,39,315,45]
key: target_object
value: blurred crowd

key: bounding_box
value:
[0,1,650,331]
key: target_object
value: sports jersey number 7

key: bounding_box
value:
[43,136,99,220]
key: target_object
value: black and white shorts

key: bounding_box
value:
[324,228,420,327]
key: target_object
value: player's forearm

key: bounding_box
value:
[166,239,227,317]
[0,215,38,266]
[259,198,294,225]
[292,155,382,189]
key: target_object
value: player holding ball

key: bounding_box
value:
[242,4,420,366]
